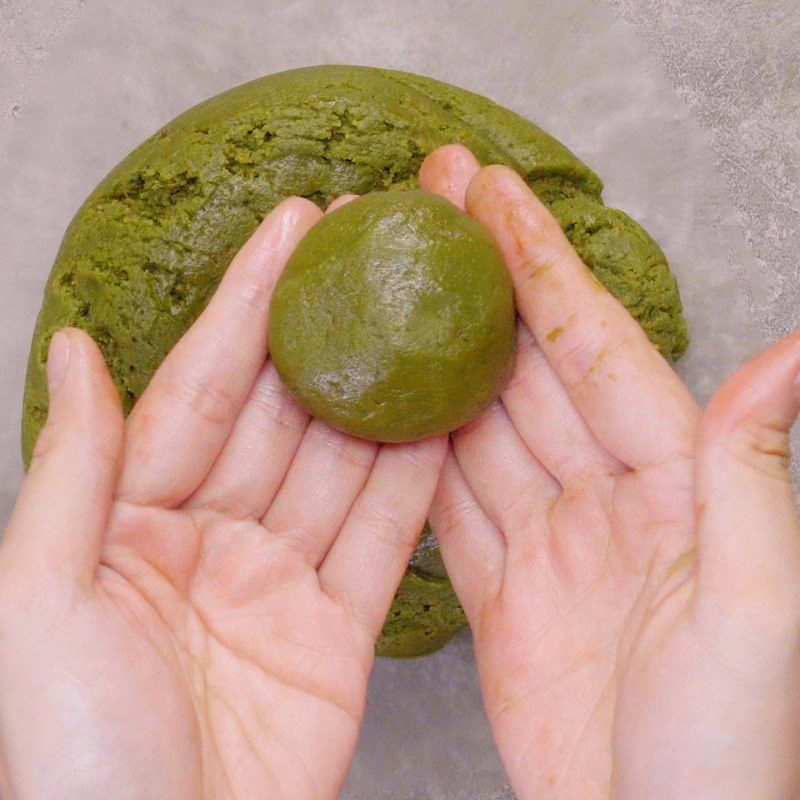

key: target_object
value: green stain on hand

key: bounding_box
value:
[546,326,565,343]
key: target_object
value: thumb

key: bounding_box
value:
[696,330,800,619]
[2,328,124,585]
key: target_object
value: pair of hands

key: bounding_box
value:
[1,144,799,800]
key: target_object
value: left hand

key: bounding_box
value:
[0,195,446,800]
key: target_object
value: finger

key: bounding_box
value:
[186,362,310,519]
[262,421,378,566]
[696,330,800,618]
[453,401,560,544]
[326,193,358,213]
[427,451,505,622]
[2,330,123,584]
[465,166,699,470]
[186,194,354,519]
[118,197,322,507]
[319,436,448,636]
[418,144,481,210]
[502,326,624,488]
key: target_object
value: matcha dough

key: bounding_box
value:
[376,568,466,658]
[22,65,689,658]
[268,190,516,442]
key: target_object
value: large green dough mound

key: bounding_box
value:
[269,190,516,442]
[22,64,689,658]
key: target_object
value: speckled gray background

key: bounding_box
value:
[609,0,800,342]
[0,1,798,798]
[3,0,797,335]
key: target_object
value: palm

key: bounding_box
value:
[86,503,370,800]
[0,504,373,800]
[474,452,800,800]
[0,195,445,800]
[469,457,695,798]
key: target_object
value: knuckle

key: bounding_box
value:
[516,247,561,286]
[232,273,273,317]
[435,493,481,536]
[514,194,561,239]
[550,448,616,492]
[163,372,239,429]
[394,440,445,472]
[352,500,414,555]
[553,333,627,394]
[502,483,543,529]
[30,420,118,472]
[309,422,377,469]
[549,448,588,484]
[340,440,378,471]
[330,584,378,642]
[506,343,549,394]
[510,207,566,272]
[396,445,433,471]
[553,334,607,384]
[249,371,307,433]
[720,417,792,482]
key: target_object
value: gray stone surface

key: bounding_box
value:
[0,1,797,798]
[609,0,800,342]
[3,0,797,340]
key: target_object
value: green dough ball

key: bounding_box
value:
[268,191,516,442]
[21,65,690,658]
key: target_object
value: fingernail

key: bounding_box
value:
[47,331,71,394]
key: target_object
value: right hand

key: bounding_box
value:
[420,144,800,800]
